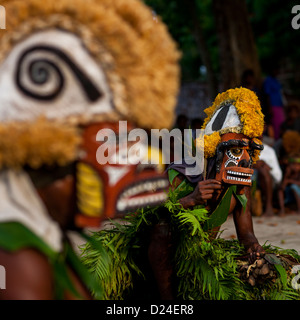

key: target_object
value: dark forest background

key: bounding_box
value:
[144,0,300,103]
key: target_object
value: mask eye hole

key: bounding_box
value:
[231,148,243,157]
[227,148,243,160]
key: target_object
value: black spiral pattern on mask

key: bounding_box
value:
[15,45,102,102]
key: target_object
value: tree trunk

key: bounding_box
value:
[185,0,218,100]
[213,0,261,90]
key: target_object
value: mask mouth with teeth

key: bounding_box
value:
[75,122,169,228]
[116,178,169,213]
[214,133,263,187]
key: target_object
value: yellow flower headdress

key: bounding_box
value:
[202,87,264,160]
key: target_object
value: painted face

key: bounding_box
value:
[215,133,263,186]
[0,29,116,123]
[0,28,170,228]
[75,122,168,228]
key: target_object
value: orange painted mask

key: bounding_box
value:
[215,133,263,186]
[75,122,168,228]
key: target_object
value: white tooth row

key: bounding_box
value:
[227,170,252,177]
[121,180,168,198]
[226,176,250,182]
[117,193,167,211]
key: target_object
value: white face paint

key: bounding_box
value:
[104,166,130,186]
[0,29,113,122]
[204,104,242,136]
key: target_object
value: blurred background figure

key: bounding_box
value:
[191,117,204,139]
[278,131,300,216]
[175,114,188,133]
[241,69,276,146]
[252,141,282,216]
[262,65,286,140]
[241,69,260,95]
[280,100,300,135]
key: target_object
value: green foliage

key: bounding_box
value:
[165,187,248,300]
[144,0,300,96]
[168,168,180,185]
[203,185,235,231]
[80,186,300,300]
[175,235,248,300]
[144,0,218,81]
[80,217,147,300]
[248,0,300,68]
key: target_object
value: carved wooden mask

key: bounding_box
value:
[214,133,263,187]
[75,122,168,228]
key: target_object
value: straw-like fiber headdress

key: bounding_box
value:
[0,0,180,169]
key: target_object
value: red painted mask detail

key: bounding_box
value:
[75,122,168,228]
[215,133,254,187]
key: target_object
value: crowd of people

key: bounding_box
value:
[243,68,300,217]
[175,69,300,217]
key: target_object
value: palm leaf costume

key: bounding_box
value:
[80,172,300,300]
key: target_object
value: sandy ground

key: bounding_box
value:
[71,214,300,255]
[220,214,300,254]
